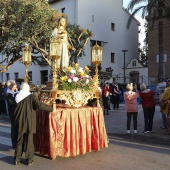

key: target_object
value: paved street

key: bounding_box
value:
[105,104,170,146]
[0,104,170,170]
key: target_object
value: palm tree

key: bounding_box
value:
[126,0,170,81]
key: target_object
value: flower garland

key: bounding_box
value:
[60,63,94,91]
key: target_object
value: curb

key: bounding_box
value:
[107,133,170,146]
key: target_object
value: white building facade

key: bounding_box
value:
[0,0,141,86]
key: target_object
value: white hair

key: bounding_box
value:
[140,83,146,91]
[20,82,30,91]
[7,80,16,87]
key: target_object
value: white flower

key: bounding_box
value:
[68,79,72,83]
[78,67,83,72]
[86,79,89,84]
[70,69,76,74]
[85,75,90,78]
[73,77,79,82]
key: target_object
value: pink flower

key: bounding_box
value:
[69,74,74,79]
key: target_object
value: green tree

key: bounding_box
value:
[0,0,56,68]
[0,0,92,72]
[66,24,92,63]
[139,23,148,66]
[127,0,170,80]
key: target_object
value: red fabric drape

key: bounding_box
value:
[34,105,108,159]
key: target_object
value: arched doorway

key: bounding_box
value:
[129,71,139,84]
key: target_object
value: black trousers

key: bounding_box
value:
[127,112,138,130]
[102,96,109,109]
[0,100,6,114]
[143,107,155,131]
[112,95,119,109]
[14,133,34,162]
[9,113,17,147]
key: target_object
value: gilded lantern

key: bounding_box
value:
[92,44,102,63]
[50,38,62,60]
[22,44,32,64]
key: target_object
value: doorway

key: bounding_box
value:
[41,70,48,85]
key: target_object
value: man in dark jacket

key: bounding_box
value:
[5,80,18,148]
[13,83,53,166]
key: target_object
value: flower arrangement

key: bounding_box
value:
[60,63,94,91]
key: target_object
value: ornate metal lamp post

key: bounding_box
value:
[22,44,32,83]
[92,44,103,88]
[50,38,61,89]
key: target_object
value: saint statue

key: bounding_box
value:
[52,17,75,68]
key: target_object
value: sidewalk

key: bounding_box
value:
[105,103,170,146]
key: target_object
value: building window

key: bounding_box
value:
[156,54,167,63]
[132,60,136,67]
[61,7,65,13]
[28,71,32,81]
[111,23,115,31]
[92,15,94,22]
[111,53,115,63]
[14,72,19,79]
[6,73,9,81]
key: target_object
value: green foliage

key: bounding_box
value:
[66,24,92,58]
[139,23,148,66]
[126,0,170,29]
[139,48,148,66]
[0,0,57,66]
[0,0,56,45]
[0,0,92,69]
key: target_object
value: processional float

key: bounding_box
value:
[22,14,103,109]
[39,38,103,109]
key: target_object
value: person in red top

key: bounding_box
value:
[139,83,156,133]
[102,83,110,115]
[106,82,112,110]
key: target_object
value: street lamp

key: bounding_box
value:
[92,44,103,88]
[22,44,32,83]
[122,50,128,84]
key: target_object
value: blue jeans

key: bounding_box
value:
[162,113,168,129]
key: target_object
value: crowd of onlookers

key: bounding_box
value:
[101,78,170,134]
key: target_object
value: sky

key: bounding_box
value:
[123,0,147,48]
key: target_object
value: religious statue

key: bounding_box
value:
[52,17,75,68]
